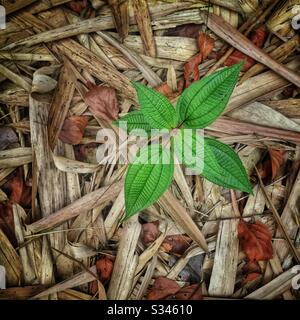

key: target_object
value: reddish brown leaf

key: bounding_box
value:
[67,0,88,14]
[269,149,286,180]
[242,272,261,285]
[238,220,273,262]
[85,85,119,121]
[4,168,32,208]
[155,80,184,100]
[89,280,98,295]
[224,26,267,71]
[165,24,202,38]
[183,32,214,87]
[95,256,115,283]
[173,284,203,300]
[0,202,16,247]
[59,116,88,145]
[147,277,180,300]
[140,221,160,246]
[161,235,191,256]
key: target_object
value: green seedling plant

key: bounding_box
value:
[114,62,252,220]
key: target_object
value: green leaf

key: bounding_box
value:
[124,144,174,219]
[113,110,152,136]
[173,129,221,174]
[132,81,177,129]
[177,62,242,128]
[202,137,252,193]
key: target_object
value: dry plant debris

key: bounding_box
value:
[0,0,300,300]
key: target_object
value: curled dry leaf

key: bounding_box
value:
[1,168,31,246]
[0,127,18,151]
[59,116,88,145]
[31,66,59,93]
[184,32,215,87]
[242,272,261,285]
[224,26,267,71]
[0,202,16,247]
[172,284,203,300]
[147,277,180,300]
[140,220,160,246]
[96,256,115,283]
[85,85,119,122]
[161,235,191,256]
[238,220,273,262]
[269,149,287,181]
[5,168,31,208]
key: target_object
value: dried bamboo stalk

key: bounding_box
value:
[225,59,300,113]
[132,0,156,57]
[242,35,300,82]
[108,0,129,41]
[0,285,49,300]
[107,216,140,300]
[0,88,29,106]
[0,229,22,287]
[272,159,300,263]
[52,39,136,103]
[48,62,76,149]
[0,147,32,168]
[13,204,37,285]
[27,180,123,234]
[210,118,300,144]
[208,213,239,296]
[28,0,72,14]
[205,12,300,88]
[97,31,162,86]
[31,266,97,299]
[158,189,208,251]
[124,35,198,61]
[245,268,296,299]
[0,64,31,92]
[3,0,39,14]
[256,166,300,264]
[0,52,55,61]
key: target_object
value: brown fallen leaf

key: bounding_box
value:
[59,116,88,145]
[172,284,203,300]
[238,220,273,262]
[67,0,88,14]
[147,277,180,300]
[224,26,267,71]
[7,168,31,208]
[161,235,191,256]
[0,202,16,247]
[140,221,160,246]
[269,149,287,181]
[155,80,184,100]
[85,85,119,121]
[242,272,261,285]
[96,256,115,283]
[183,32,214,87]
